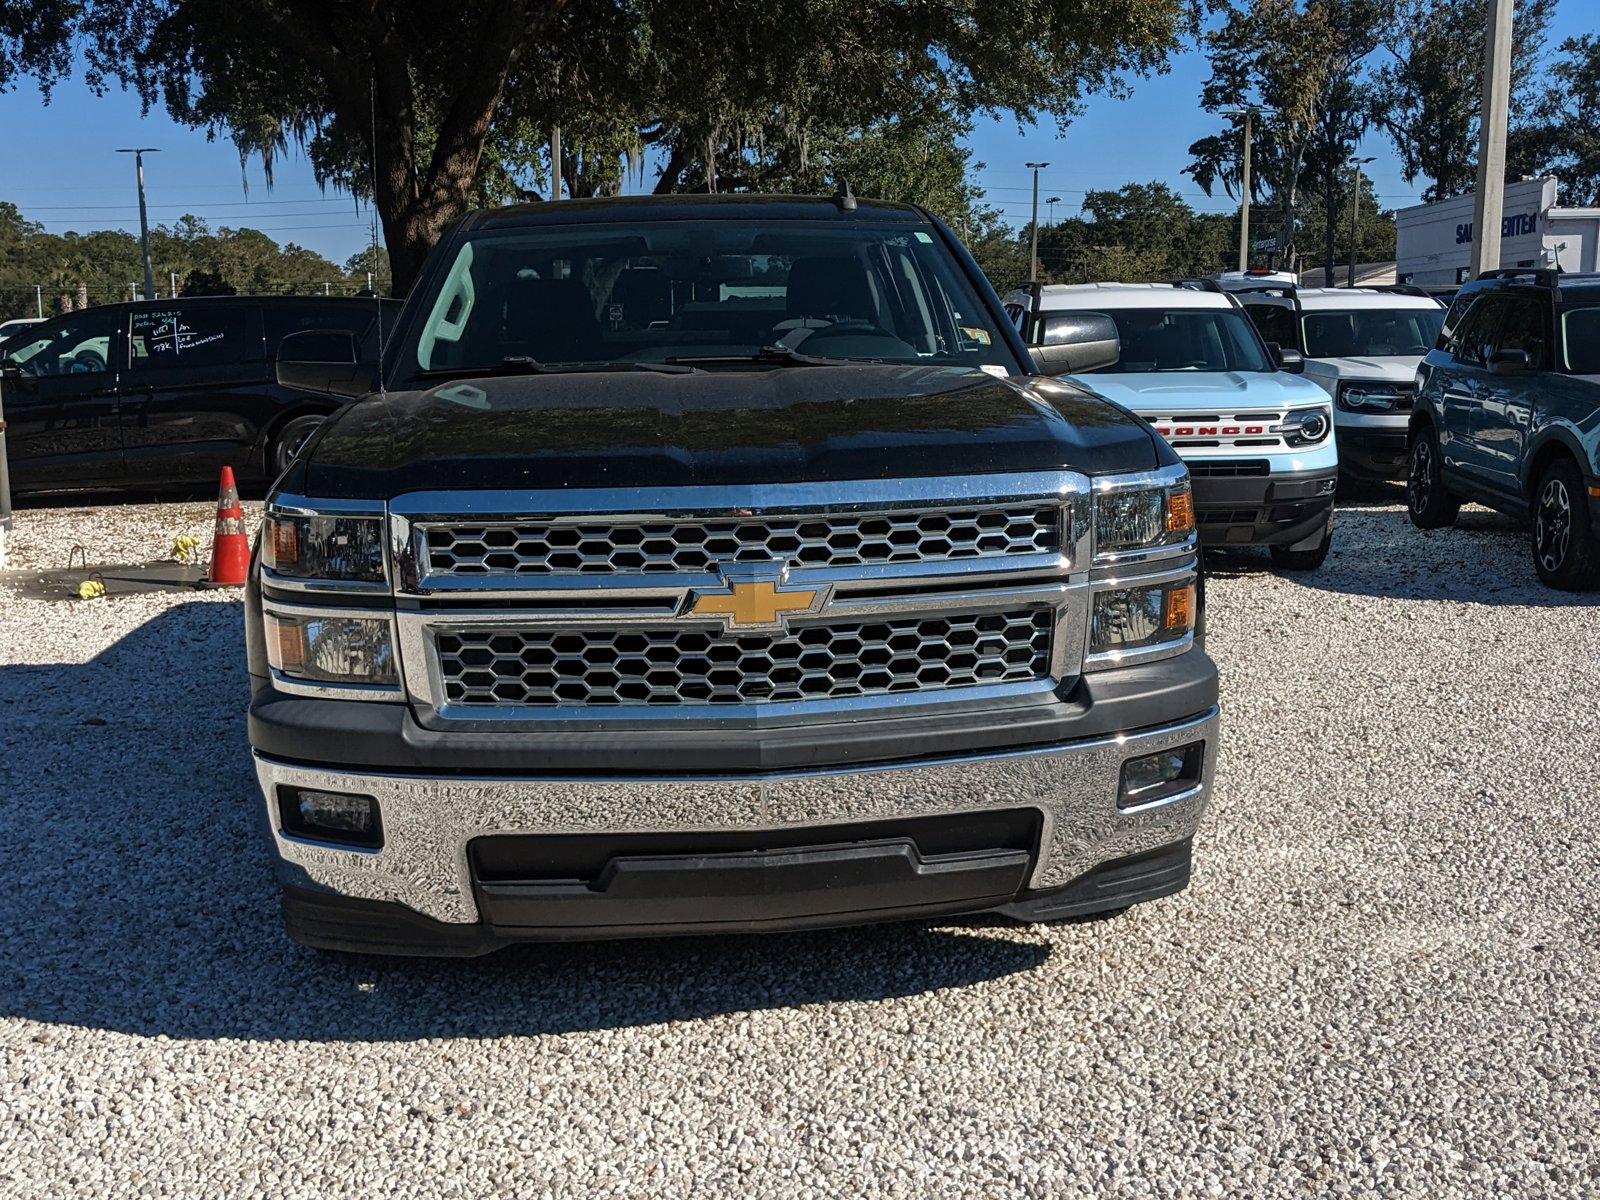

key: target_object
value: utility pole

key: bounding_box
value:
[33,285,41,318]
[1215,106,1269,272]
[1047,196,1060,228]
[550,127,563,201]
[117,148,159,300]
[1469,0,1514,279]
[1347,156,1375,287]
[170,271,178,299]
[1026,162,1049,282]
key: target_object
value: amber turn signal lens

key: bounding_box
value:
[1164,582,1197,634]
[269,518,301,570]
[1166,488,1195,535]
[265,613,309,674]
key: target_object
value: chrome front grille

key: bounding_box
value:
[434,608,1053,708]
[420,504,1061,578]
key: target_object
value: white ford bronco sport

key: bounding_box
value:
[1004,281,1338,570]
[1233,285,1445,482]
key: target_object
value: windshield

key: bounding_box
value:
[400,220,1014,380]
[1084,308,1271,374]
[1301,308,1444,358]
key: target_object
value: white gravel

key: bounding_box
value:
[1,495,1597,1199]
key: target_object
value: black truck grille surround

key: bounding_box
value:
[422,505,1061,577]
[434,608,1053,708]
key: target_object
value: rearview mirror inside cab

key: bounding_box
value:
[1029,312,1121,376]
[276,328,375,399]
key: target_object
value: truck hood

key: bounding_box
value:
[1305,355,1422,382]
[300,364,1163,498]
[1069,370,1330,415]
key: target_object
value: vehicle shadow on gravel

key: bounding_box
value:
[1206,505,1595,607]
[0,602,1049,1042]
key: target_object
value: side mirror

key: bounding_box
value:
[275,329,376,399]
[1488,348,1534,375]
[1029,312,1121,375]
[1266,343,1305,374]
[1,359,19,382]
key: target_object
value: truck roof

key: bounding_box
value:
[461,194,933,232]
[1013,282,1234,311]
[1288,288,1442,311]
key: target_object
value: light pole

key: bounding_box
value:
[1047,196,1060,228]
[1216,107,1270,272]
[1347,156,1375,287]
[1026,162,1049,282]
[1469,0,1514,278]
[117,148,159,300]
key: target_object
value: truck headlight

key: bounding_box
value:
[1337,383,1405,412]
[1094,481,1195,555]
[265,611,397,685]
[1090,580,1196,654]
[1277,406,1331,446]
[262,510,386,583]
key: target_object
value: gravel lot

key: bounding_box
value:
[2,495,1597,1198]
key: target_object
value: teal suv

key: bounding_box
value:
[1408,270,1600,590]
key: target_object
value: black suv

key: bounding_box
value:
[0,295,396,494]
[1407,269,1600,590]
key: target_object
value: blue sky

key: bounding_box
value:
[0,0,1590,268]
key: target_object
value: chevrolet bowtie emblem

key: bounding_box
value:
[688,569,826,632]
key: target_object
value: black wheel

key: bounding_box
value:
[271,415,325,477]
[1407,424,1459,529]
[1531,456,1600,591]
[1269,529,1332,572]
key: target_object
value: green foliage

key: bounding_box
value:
[1023,183,1239,285]
[1369,0,1556,202]
[1,0,1193,289]
[1516,35,1600,208]
[1185,0,1387,272]
[0,203,360,319]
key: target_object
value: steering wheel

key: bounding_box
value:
[68,349,106,374]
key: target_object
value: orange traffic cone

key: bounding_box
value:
[206,465,250,587]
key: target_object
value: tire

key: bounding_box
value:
[1269,530,1332,572]
[271,415,325,478]
[1531,456,1600,591]
[1407,424,1459,529]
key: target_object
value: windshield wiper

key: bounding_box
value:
[666,345,846,368]
[416,356,697,381]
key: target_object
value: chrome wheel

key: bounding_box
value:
[1536,477,1572,573]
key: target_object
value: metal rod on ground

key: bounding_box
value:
[1026,162,1049,283]
[1348,156,1374,287]
[117,148,159,301]
[1470,0,1514,279]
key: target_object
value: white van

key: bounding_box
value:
[1232,286,1445,481]
[1003,281,1339,569]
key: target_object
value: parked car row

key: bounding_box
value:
[1,215,1595,594]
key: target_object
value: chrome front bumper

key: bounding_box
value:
[256,706,1219,927]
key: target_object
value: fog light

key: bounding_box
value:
[1118,742,1203,811]
[279,786,382,847]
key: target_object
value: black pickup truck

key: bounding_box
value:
[244,195,1220,955]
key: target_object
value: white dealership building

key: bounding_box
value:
[1395,177,1600,286]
